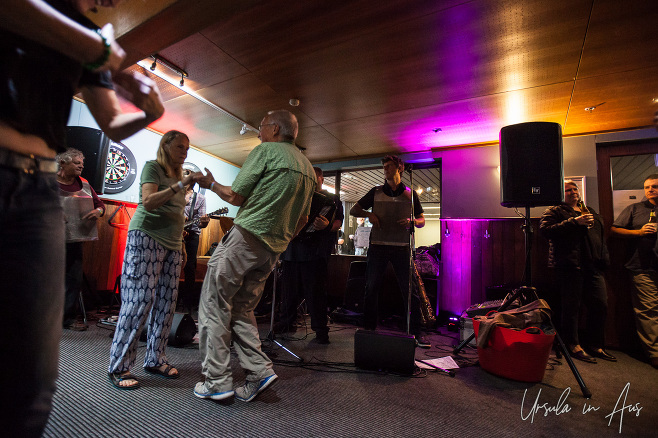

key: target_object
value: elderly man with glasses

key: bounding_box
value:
[193,110,316,402]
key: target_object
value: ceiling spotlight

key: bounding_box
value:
[432,128,442,133]
[148,54,188,86]
[240,124,248,135]
[289,98,300,107]
[585,101,606,112]
[138,56,258,135]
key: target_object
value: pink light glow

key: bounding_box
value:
[394,100,503,154]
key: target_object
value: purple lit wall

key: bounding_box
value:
[439,217,550,316]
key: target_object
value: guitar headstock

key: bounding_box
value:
[208,207,229,219]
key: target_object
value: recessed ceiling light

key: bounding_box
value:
[432,128,442,133]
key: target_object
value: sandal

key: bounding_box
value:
[144,364,179,379]
[108,372,140,390]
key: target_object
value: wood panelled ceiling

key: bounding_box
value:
[90,0,658,166]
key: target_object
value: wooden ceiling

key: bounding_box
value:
[91,0,658,166]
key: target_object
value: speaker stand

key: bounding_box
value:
[263,262,303,362]
[452,206,592,398]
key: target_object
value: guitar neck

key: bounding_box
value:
[184,207,228,229]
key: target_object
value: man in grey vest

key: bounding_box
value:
[350,155,430,348]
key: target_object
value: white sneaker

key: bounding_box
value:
[194,381,234,401]
[234,374,278,402]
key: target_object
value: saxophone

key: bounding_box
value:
[413,261,436,327]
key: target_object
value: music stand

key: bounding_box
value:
[452,205,592,398]
[263,261,303,362]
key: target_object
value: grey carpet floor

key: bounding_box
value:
[44,315,656,438]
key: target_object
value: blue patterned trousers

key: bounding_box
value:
[108,230,182,374]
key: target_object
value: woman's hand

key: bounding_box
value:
[182,170,199,187]
[82,208,102,221]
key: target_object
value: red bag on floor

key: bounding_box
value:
[473,319,555,382]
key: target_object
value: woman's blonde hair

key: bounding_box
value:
[564,179,578,190]
[156,130,189,179]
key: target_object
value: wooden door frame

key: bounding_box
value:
[596,139,658,231]
[595,138,658,349]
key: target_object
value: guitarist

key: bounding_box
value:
[181,169,210,312]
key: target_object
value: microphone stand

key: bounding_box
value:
[407,164,452,377]
[406,164,415,336]
[264,261,303,362]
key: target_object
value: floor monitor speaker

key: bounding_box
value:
[354,329,416,375]
[168,313,196,347]
[499,122,563,207]
[65,126,110,194]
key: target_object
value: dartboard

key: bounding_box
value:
[104,141,137,194]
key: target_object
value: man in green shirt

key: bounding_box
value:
[194,110,316,403]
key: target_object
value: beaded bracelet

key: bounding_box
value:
[83,29,111,71]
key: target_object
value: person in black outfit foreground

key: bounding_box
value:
[1,1,164,434]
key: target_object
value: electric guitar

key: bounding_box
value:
[184,207,228,231]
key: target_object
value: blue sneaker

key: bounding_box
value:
[234,374,278,402]
[194,382,234,401]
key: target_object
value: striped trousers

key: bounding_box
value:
[108,230,182,374]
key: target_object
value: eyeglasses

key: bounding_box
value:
[258,123,276,131]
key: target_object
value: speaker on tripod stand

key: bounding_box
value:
[453,121,592,397]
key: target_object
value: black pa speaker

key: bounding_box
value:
[499,122,564,207]
[343,261,367,312]
[354,329,416,375]
[139,312,196,346]
[65,126,110,194]
[168,313,196,347]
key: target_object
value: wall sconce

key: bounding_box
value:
[444,225,450,237]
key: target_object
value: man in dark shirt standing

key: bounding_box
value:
[277,167,344,343]
[350,155,430,348]
[611,174,658,369]
[1,2,164,435]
